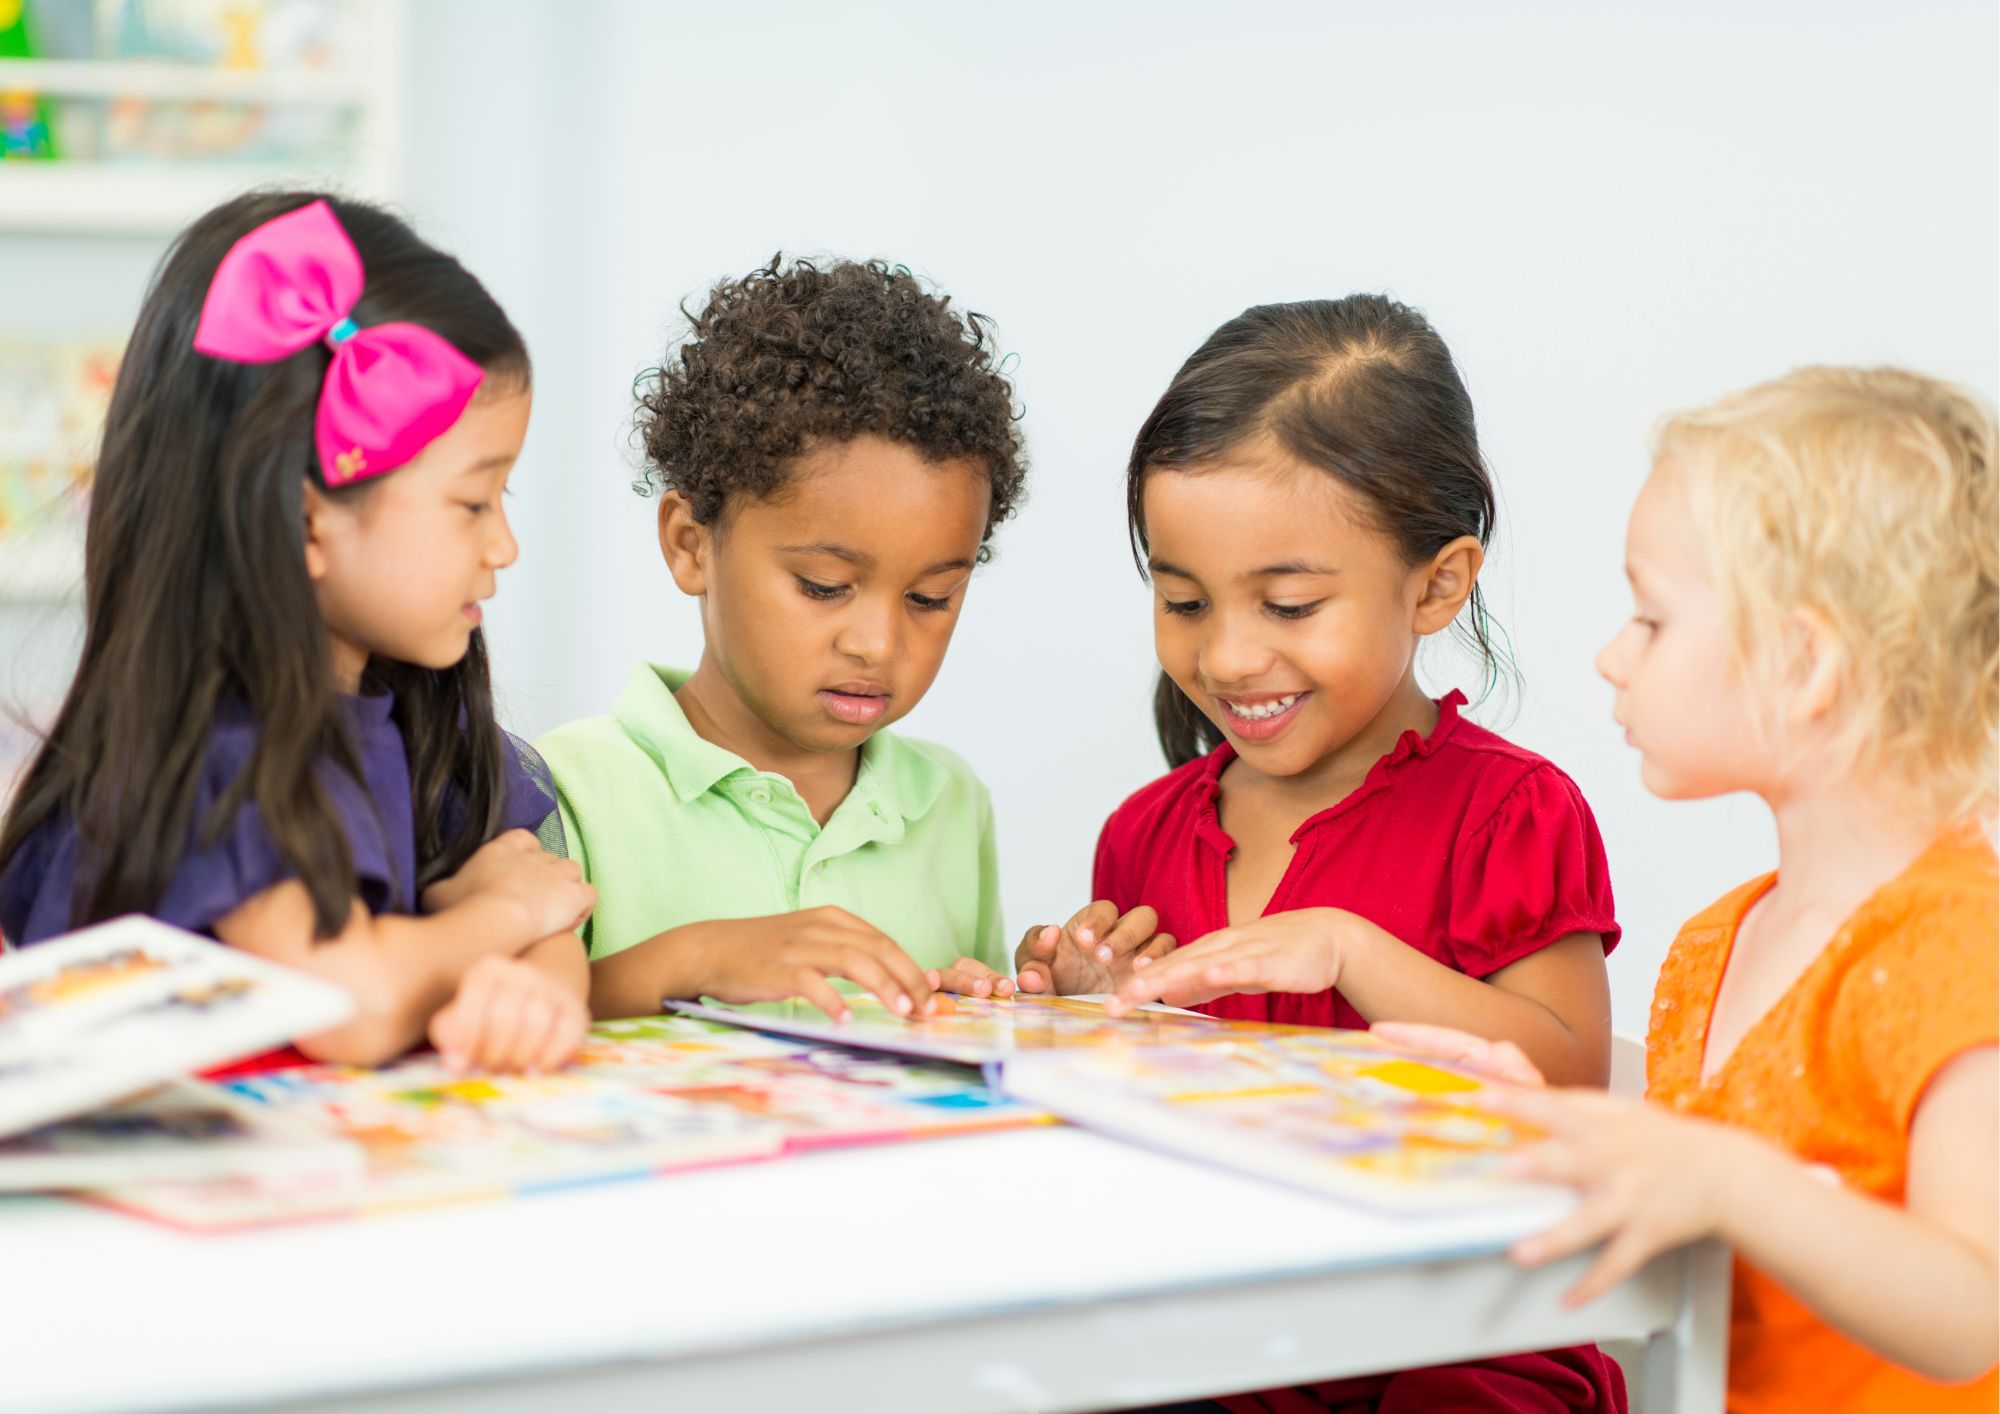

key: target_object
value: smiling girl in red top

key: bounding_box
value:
[1017,296,1625,1413]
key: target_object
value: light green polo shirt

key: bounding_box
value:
[536,664,1005,975]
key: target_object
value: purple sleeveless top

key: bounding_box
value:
[0,690,556,946]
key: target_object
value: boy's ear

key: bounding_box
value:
[1412,535,1485,636]
[657,492,713,596]
[1782,606,1846,727]
[301,479,334,583]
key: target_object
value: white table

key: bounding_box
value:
[2,1127,1728,1413]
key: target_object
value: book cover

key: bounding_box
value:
[0,915,354,1139]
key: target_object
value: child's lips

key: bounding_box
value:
[819,686,890,725]
[461,603,483,625]
[1216,690,1309,742]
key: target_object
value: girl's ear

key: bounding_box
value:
[1782,606,1846,727]
[1412,535,1485,636]
[657,492,713,596]
[301,479,335,583]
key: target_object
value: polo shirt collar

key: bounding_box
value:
[611,662,952,825]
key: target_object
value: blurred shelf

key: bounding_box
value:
[0,159,350,233]
[0,58,369,105]
[0,0,405,234]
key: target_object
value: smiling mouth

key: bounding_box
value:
[1214,691,1310,741]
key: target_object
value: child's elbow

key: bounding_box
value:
[294,1017,408,1068]
[1920,1337,1998,1387]
[293,991,422,1068]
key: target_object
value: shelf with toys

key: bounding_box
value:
[0,0,406,234]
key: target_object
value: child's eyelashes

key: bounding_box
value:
[1158,597,1323,620]
[796,576,848,602]
[795,577,957,612]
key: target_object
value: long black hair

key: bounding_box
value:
[0,190,531,937]
[1127,295,1510,767]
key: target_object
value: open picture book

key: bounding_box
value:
[662,991,1301,1071]
[669,994,1553,1212]
[89,1012,1048,1231]
[0,915,355,1140]
[999,1026,1559,1212]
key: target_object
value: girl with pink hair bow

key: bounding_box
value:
[0,192,595,1075]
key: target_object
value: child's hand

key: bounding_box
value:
[1370,1021,1548,1088]
[1013,902,1175,995]
[1104,908,1346,1015]
[927,956,1016,999]
[428,953,590,1074]
[422,829,596,942]
[1481,1085,1773,1306]
[684,908,937,1022]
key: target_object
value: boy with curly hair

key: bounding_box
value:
[540,257,1028,1021]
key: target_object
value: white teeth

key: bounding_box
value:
[1223,694,1299,721]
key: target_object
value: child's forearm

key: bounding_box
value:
[1720,1141,1999,1382]
[217,883,536,1064]
[520,931,590,1006]
[319,895,544,1059]
[588,925,712,1020]
[1337,919,1607,1086]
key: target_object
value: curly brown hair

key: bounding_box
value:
[633,255,1027,557]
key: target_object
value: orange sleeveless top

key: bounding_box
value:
[1647,833,1998,1413]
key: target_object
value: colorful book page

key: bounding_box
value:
[91,1014,1045,1232]
[999,1029,1557,1213]
[0,1078,360,1191]
[0,916,355,1138]
[664,993,1316,1070]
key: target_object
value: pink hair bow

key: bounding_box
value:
[191,199,484,487]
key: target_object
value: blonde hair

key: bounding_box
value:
[1654,366,1997,826]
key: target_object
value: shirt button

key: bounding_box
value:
[749,787,772,805]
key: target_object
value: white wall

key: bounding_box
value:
[14,2,1997,1035]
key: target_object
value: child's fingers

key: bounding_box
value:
[508,990,569,1074]
[1509,1186,1624,1269]
[827,949,920,1016]
[1562,1224,1663,1308]
[790,967,851,1023]
[473,977,532,1072]
[527,992,585,1074]
[1015,924,1059,970]
[1370,1022,1547,1087]
[428,1000,467,1068]
[1093,906,1161,964]
[1066,900,1120,951]
[935,956,1003,998]
[847,932,936,1015]
[1015,960,1054,994]
[545,1003,587,1073]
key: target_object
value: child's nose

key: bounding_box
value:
[487,508,520,570]
[1198,617,1274,685]
[834,595,900,664]
[1594,626,1628,685]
